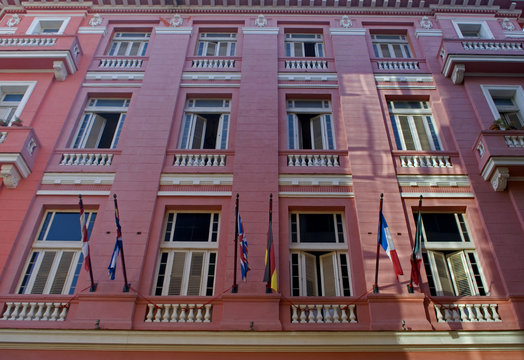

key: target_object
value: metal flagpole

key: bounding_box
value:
[373,193,384,294]
[232,193,239,293]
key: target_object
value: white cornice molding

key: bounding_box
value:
[242,27,279,35]
[36,190,110,196]
[442,55,524,77]
[86,72,145,81]
[415,29,443,37]
[160,173,233,186]
[0,27,17,35]
[279,174,352,187]
[78,26,107,34]
[154,27,193,35]
[158,191,232,196]
[377,84,436,89]
[401,192,475,198]
[180,83,241,88]
[480,156,524,180]
[397,174,471,187]
[329,28,366,36]
[278,84,339,88]
[504,31,524,39]
[0,51,77,74]
[82,82,142,87]
[375,74,434,83]
[41,172,115,185]
[278,73,338,82]
[182,72,241,81]
[279,191,354,198]
[0,153,31,178]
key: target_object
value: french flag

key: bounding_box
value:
[378,214,404,278]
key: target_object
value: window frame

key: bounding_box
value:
[26,17,71,35]
[371,34,413,59]
[452,20,494,39]
[196,32,237,57]
[285,33,325,58]
[0,82,36,126]
[107,32,151,57]
[481,85,524,130]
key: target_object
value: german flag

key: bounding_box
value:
[263,194,277,292]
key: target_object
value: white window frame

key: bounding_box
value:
[26,17,70,35]
[17,210,96,295]
[71,98,129,149]
[107,32,150,57]
[153,211,219,297]
[419,212,489,297]
[388,101,442,151]
[371,34,413,59]
[481,85,524,130]
[289,212,351,297]
[287,99,335,150]
[179,99,231,150]
[452,20,494,39]
[0,81,36,126]
[196,33,237,57]
[285,33,325,58]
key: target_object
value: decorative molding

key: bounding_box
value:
[7,14,21,28]
[442,55,524,78]
[501,18,515,31]
[160,174,233,186]
[415,29,443,37]
[329,28,366,36]
[36,190,111,196]
[340,15,352,28]
[255,14,267,27]
[480,156,524,180]
[86,72,145,81]
[490,167,509,191]
[0,164,22,189]
[0,51,77,75]
[401,192,475,198]
[78,26,107,34]
[154,27,193,35]
[53,61,67,81]
[158,191,232,197]
[279,191,354,198]
[242,27,279,35]
[503,31,524,39]
[278,84,339,88]
[89,14,102,27]
[377,84,436,89]
[41,172,115,185]
[278,73,338,82]
[82,83,143,88]
[279,174,352,187]
[451,63,465,84]
[397,175,471,187]
[375,74,433,83]
[0,28,17,35]
[182,72,241,81]
[170,14,183,27]
[0,153,31,178]
[419,16,433,29]
[180,83,241,88]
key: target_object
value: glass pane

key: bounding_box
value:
[299,214,336,243]
[206,42,217,56]
[173,213,211,242]
[422,213,462,242]
[218,43,228,56]
[380,44,391,58]
[45,212,84,241]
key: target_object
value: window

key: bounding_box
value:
[453,21,493,39]
[287,99,335,150]
[18,210,97,295]
[27,17,70,35]
[179,99,230,150]
[482,86,524,130]
[107,32,150,57]
[417,212,488,297]
[285,34,324,58]
[371,34,412,59]
[289,213,351,297]
[0,82,36,126]
[71,98,129,149]
[196,33,236,57]
[154,212,219,296]
[388,101,442,151]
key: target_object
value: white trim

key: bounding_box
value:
[160,173,233,186]
[0,51,77,74]
[278,73,338,82]
[0,27,17,35]
[397,175,471,187]
[182,72,241,81]
[41,172,115,185]
[279,174,352,186]
[375,74,434,83]
[26,16,71,35]
[401,192,475,198]
[329,28,366,36]
[85,72,145,81]
[82,83,143,88]
[442,55,524,78]
[157,191,232,197]
[504,31,524,39]
[180,83,241,88]
[0,153,31,177]
[481,156,524,180]
[77,26,107,35]
[0,80,37,122]
[377,85,436,90]
[415,29,443,37]
[36,190,111,196]
[242,27,280,35]
[278,84,339,89]
[279,192,354,198]
[480,84,524,123]
[154,27,193,35]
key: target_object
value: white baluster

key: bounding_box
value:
[9,303,20,320]
[348,305,357,323]
[153,306,162,322]
[171,304,179,322]
[162,304,171,322]
[482,304,492,321]
[291,306,299,323]
[58,304,68,321]
[204,304,212,322]
[300,305,307,323]
[434,304,444,322]
[188,304,195,322]
[196,305,203,322]
[490,304,501,321]
[35,303,45,320]
[308,305,316,323]
[324,305,332,323]
[458,304,468,322]
[50,303,60,321]
[474,304,483,321]
[26,303,37,320]
[465,304,476,321]
[179,305,187,322]
[2,303,13,320]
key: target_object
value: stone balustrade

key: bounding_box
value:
[291,304,357,324]
[376,60,420,71]
[285,59,328,70]
[60,152,114,166]
[99,58,143,69]
[191,58,235,69]
[0,131,7,144]
[0,37,57,47]
[504,135,524,147]
[434,303,501,322]
[462,41,523,51]
[287,154,339,167]
[145,303,212,323]
[399,155,452,168]
[173,153,226,167]
[1,302,68,321]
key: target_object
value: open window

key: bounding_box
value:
[371,34,412,59]
[107,32,150,57]
[289,213,351,297]
[287,99,335,150]
[388,100,442,151]
[179,99,230,150]
[71,98,129,149]
[285,33,324,58]
[17,210,97,295]
[0,82,35,126]
[26,17,70,35]
[154,212,219,296]
[417,212,488,297]
[196,33,236,57]
[482,85,524,130]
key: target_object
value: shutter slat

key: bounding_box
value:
[31,252,56,294]
[50,251,74,294]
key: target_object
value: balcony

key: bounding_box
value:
[439,38,524,84]
[1,301,68,321]
[279,57,335,72]
[165,150,234,173]
[0,126,39,188]
[280,150,350,174]
[473,130,524,191]
[0,35,82,80]
[392,151,465,175]
[45,149,120,173]
[185,56,240,72]
[371,58,429,73]
[89,56,148,72]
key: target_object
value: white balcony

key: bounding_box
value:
[173,153,226,167]
[60,152,114,166]
[285,59,328,70]
[191,58,235,69]
[399,154,452,168]
[291,304,357,324]
[145,303,212,323]
[376,60,420,71]
[434,303,501,322]
[287,153,339,167]
[1,302,68,321]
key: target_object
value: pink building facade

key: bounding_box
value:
[0,0,523,358]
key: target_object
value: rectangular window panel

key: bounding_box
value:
[299,214,337,243]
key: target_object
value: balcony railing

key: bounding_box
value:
[371,58,427,73]
[60,152,114,166]
[399,154,452,168]
[504,135,524,147]
[97,57,145,70]
[461,41,523,51]
[434,303,501,323]
[0,126,39,188]
[0,37,57,47]
[145,303,212,323]
[191,58,236,69]
[173,153,226,167]
[291,304,357,324]
[285,59,328,70]
[1,302,68,321]
[287,153,339,167]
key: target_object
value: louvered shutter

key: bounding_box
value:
[398,115,415,150]
[31,251,56,294]
[431,251,455,296]
[311,116,324,150]
[168,252,186,295]
[50,251,74,294]
[304,253,318,296]
[187,252,204,296]
[320,253,337,296]
[447,251,474,296]
[413,115,431,151]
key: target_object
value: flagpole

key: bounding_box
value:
[266,193,273,294]
[113,194,130,292]
[373,193,384,294]
[79,194,97,292]
[408,195,423,293]
[232,193,239,293]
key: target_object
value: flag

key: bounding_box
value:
[79,196,90,271]
[238,214,250,281]
[378,214,403,278]
[410,211,423,286]
[108,201,123,280]
[263,215,277,292]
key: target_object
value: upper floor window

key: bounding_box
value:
[482,85,524,130]
[285,33,324,58]
[197,33,236,57]
[289,213,351,297]
[17,210,97,295]
[71,98,129,149]
[26,17,70,35]
[0,82,36,127]
[371,34,412,59]
[453,21,493,39]
[107,32,150,57]
[388,101,442,151]
[417,212,488,297]
[154,212,219,296]
[287,99,335,150]
[179,99,230,150]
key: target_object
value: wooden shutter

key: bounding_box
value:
[187,252,204,296]
[310,116,324,150]
[168,252,186,295]
[320,253,337,296]
[304,253,318,296]
[84,114,106,148]
[31,251,56,294]
[191,115,206,149]
[413,115,431,151]
[430,251,455,296]
[447,251,474,296]
[50,251,74,294]
[398,115,415,150]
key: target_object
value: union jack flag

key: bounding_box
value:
[238,214,250,281]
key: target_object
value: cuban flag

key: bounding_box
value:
[108,205,123,280]
[238,214,250,281]
[378,214,404,278]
